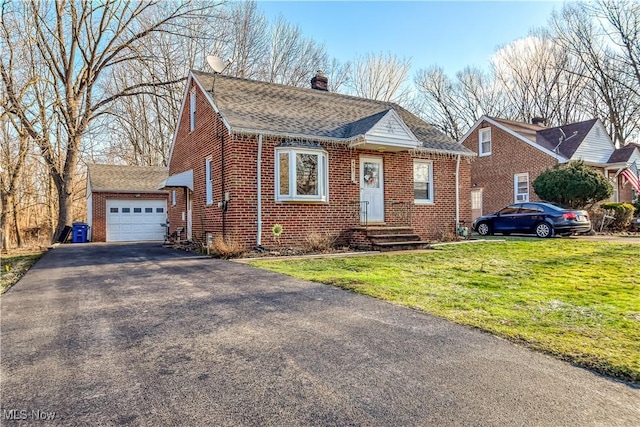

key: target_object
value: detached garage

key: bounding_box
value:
[87,164,169,242]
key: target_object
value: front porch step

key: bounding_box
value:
[351,226,414,235]
[372,240,432,252]
[348,225,431,251]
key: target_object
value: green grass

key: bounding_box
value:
[250,240,640,383]
[1,251,44,294]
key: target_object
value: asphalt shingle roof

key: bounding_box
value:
[489,117,599,159]
[88,164,168,193]
[191,71,474,156]
[535,119,598,159]
[490,117,544,143]
[608,143,639,163]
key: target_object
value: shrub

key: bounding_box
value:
[208,235,245,259]
[304,232,337,252]
[632,195,640,216]
[599,202,635,231]
[533,161,613,209]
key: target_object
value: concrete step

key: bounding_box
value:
[351,226,414,236]
[369,234,421,243]
[372,240,431,252]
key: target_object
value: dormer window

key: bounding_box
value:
[479,128,491,156]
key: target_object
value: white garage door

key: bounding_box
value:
[106,200,167,242]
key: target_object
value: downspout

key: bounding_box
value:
[256,134,263,247]
[455,154,461,227]
[221,130,226,237]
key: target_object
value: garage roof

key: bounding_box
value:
[88,164,168,193]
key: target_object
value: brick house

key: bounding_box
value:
[162,70,475,250]
[460,116,640,219]
[87,164,169,242]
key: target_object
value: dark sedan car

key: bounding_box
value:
[472,202,591,238]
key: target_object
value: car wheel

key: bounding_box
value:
[477,222,491,236]
[535,222,553,238]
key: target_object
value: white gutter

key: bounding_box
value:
[257,134,263,247]
[455,154,461,226]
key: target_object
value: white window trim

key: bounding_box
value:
[205,157,213,205]
[275,147,328,202]
[189,88,196,132]
[514,173,529,202]
[171,190,176,206]
[479,128,492,157]
[413,160,434,204]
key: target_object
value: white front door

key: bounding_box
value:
[186,191,193,240]
[360,156,384,223]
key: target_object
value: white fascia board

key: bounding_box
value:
[167,74,193,166]
[457,116,488,144]
[460,116,568,162]
[191,74,232,134]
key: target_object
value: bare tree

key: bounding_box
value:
[550,2,640,144]
[413,66,464,140]
[349,52,412,104]
[0,0,215,240]
[263,16,328,87]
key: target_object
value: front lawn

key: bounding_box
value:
[250,240,640,383]
[1,251,44,294]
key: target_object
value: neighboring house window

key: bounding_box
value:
[275,147,328,202]
[479,128,491,156]
[413,160,434,204]
[514,173,529,202]
[189,88,196,131]
[171,190,176,206]
[205,157,213,205]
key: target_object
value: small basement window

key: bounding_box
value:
[275,147,328,202]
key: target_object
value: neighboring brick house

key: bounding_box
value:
[460,116,640,219]
[87,164,169,242]
[162,70,475,250]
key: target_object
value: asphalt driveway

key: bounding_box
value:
[1,243,638,426]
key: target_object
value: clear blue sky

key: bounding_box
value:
[258,1,563,75]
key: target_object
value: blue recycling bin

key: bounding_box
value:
[72,222,89,243]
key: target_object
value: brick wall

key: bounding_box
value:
[169,79,472,249]
[91,192,169,242]
[462,121,557,214]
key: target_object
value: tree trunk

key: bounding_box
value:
[53,175,75,243]
[12,194,23,248]
[1,192,11,251]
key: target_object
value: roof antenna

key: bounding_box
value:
[554,128,578,154]
[206,56,233,91]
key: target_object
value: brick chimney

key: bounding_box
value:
[532,117,547,127]
[311,70,328,91]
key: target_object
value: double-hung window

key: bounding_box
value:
[514,173,529,202]
[275,147,328,202]
[205,157,213,205]
[189,88,196,132]
[479,128,491,156]
[413,160,434,204]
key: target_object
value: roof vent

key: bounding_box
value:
[311,70,328,91]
